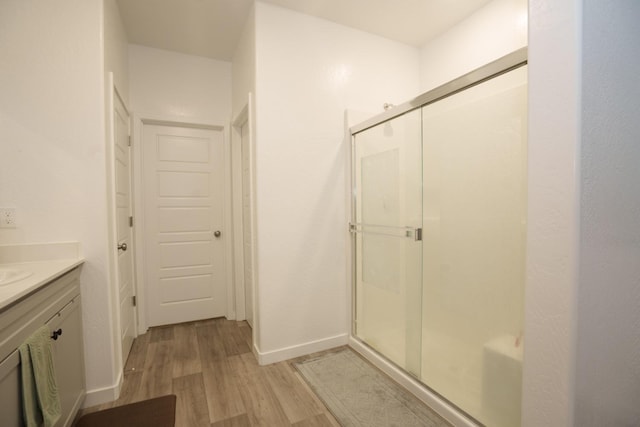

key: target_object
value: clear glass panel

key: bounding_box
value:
[421,66,527,426]
[353,108,423,377]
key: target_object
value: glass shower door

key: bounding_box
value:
[421,65,528,426]
[352,109,423,377]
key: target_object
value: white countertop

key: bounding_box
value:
[0,259,84,311]
[0,242,84,311]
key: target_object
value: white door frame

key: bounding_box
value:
[105,72,137,372]
[230,94,259,341]
[231,108,248,321]
[132,113,234,334]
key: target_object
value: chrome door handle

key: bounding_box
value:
[214,230,221,238]
[118,243,127,251]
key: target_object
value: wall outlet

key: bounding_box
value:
[0,208,17,228]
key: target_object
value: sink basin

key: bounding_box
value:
[0,268,33,286]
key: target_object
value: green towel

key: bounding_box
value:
[19,325,62,427]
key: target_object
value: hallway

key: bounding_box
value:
[80,319,340,426]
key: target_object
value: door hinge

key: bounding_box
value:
[132,296,137,307]
[129,216,133,227]
[128,135,131,147]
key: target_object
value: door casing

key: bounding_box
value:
[231,98,257,330]
[132,114,234,333]
[106,72,138,373]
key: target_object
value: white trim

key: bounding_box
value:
[135,110,224,129]
[231,105,248,322]
[113,84,130,117]
[105,72,121,376]
[256,334,349,366]
[223,124,235,319]
[246,93,259,346]
[131,113,148,334]
[82,370,123,408]
[105,72,130,380]
[349,337,478,427]
[141,117,223,131]
[114,79,138,358]
[232,105,249,128]
[131,113,233,331]
[230,93,258,352]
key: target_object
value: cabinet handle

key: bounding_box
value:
[51,328,63,340]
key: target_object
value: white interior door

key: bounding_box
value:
[240,122,254,328]
[113,90,136,363]
[142,123,226,327]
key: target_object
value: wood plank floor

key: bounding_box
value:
[78,318,341,427]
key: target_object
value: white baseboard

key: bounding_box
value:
[82,370,123,408]
[256,333,349,365]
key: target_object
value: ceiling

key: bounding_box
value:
[116,0,493,61]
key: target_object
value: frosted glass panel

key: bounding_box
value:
[353,109,423,376]
[421,66,527,427]
[361,149,400,287]
[361,149,400,225]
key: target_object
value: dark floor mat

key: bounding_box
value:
[76,395,176,427]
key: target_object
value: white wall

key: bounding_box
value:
[523,2,581,421]
[231,6,258,338]
[104,0,129,105]
[525,1,640,426]
[0,0,119,405]
[419,0,527,92]
[102,0,130,404]
[128,44,231,124]
[253,1,420,362]
[232,6,255,120]
[574,2,640,425]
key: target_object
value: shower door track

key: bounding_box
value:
[350,47,527,136]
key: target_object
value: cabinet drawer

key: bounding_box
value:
[0,268,80,363]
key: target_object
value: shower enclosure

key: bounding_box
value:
[350,49,527,427]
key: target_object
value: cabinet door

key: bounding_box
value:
[47,295,85,427]
[0,350,22,427]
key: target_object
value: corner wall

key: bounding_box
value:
[100,0,130,404]
[232,6,256,120]
[0,0,118,405]
[230,6,258,343]
[524,1,581,425]
[525,2,640,425]
[104,0,129,105]
[253,2,420,362]
[574,1,640,425]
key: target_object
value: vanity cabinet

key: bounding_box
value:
[0,267,85,427]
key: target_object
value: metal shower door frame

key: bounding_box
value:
[348,47,528,339]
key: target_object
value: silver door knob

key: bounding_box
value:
[214,230,221,238]
[118,243,127,251]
